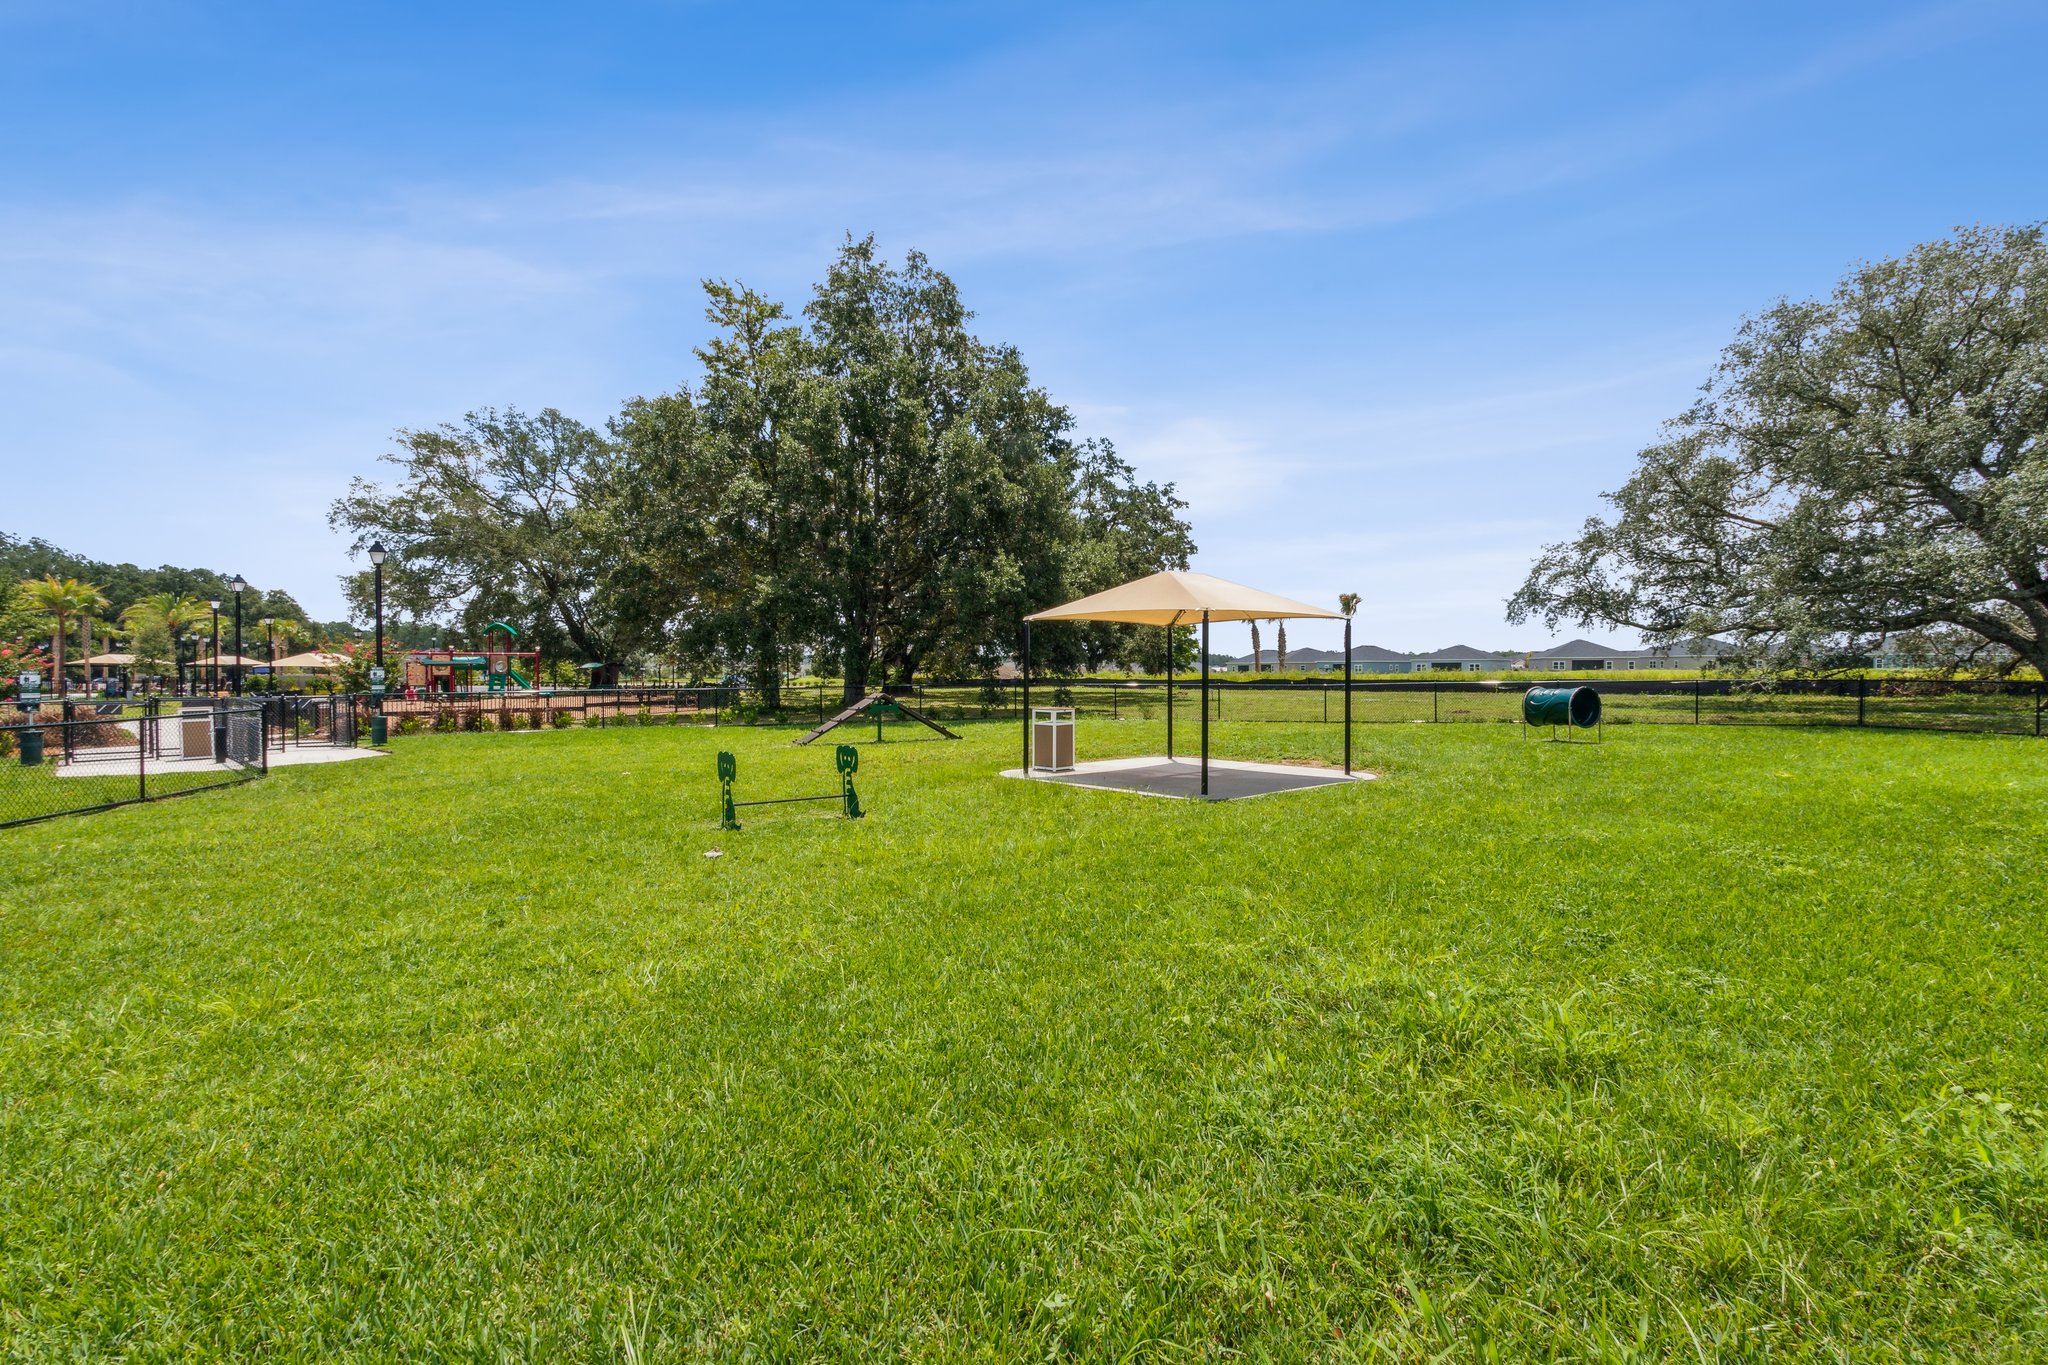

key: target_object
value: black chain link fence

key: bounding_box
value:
[360,676,2048,738]
[1,699,267,829]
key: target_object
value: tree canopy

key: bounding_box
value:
[331,407,636,682]
[343,239,1194,699]
[1509,224,2048,676]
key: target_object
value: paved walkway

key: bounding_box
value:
[53,744,386,778]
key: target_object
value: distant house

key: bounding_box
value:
[1524,637,1731,671]
[1346,644,1412,675]
[1408,644,1518,673]
[1524,638,1636,671]
[1279,646,1345,673]
[1631,637,1734,671]
[1224,646,1345,673]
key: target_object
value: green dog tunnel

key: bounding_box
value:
[1522,685,1602,729]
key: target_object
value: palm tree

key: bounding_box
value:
[1338,594,1361,678]
[267,617,307,656]
[1275,620,1288,674]
[16,576,108,696]
[122,593,208,691]
[1249,620,1262,673]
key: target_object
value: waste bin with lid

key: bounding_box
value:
[1031,706,1075,772]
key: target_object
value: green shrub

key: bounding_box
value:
[551,710,572,729]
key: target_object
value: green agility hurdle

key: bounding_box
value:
[719,745,863,830]
[1522,685,1602,743]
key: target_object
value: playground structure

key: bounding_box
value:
[1523,685,1603,742]
[718,746,863,829]
[796,691,962,746]
[404,622,542,695]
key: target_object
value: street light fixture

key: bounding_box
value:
[367,543,387,670]
[263,617,275,693]
[209,598,222,695]
[229,574,248,696]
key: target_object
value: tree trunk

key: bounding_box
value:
[753,625,783,711]
[51,615,67,697]
[841,637,870,704]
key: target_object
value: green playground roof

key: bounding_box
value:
[483,620,520,637]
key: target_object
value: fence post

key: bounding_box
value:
[1695,678,1701,724]
[2038,682,2044,739]
[1433,685,1439,723]
[139,710,148,803]
[1857,675,1867,727]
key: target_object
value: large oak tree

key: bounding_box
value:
[1510,224,2048,676]
[330,408,642,682]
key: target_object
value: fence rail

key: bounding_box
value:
[359,676,2048,739]
[1,699,267,829]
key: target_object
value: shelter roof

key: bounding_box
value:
[1026,571,1340,626]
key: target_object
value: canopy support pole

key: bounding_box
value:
[1165,612,1180,760]
[1200,611,1210,796]
[1020,621,1031,772]
[1343,614,1353,775]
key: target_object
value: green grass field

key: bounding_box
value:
[5,719,2047,1359]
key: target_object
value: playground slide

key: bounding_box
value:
[506,668,532,688]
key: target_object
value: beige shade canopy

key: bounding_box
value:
[1020,568,1356,797]
[85,652,135,665]
[190,653,267,667]
[1024,570,1341,626]
[272,651,349,669]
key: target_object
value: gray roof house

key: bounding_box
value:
[1407,644,1519,673]
[1525,637,1732,671]
[1524,638,1637,671]
[1631,637,1734,670]
[1224,646,1346,673]
[1346,644,1412,674]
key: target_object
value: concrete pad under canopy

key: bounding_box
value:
[1000,756,1373,802]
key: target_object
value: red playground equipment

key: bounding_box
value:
[403,621,543,695]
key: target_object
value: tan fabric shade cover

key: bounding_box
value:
[271,651,349,669]
[190,653,268,667]
[86,652,135,665]
[1025,570,1341,626]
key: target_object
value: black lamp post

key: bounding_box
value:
[209,598,222,694]
[262,617,275,693]
[368,543,387,670]
[229,574,247,695]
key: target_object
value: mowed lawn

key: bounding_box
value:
[4,719,2047,1360]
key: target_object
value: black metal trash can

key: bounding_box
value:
[17,728,44,765]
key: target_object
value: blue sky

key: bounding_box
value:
[3,1,2043,654]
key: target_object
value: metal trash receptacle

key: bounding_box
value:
[1031,706,1075,772]
[178,716,214,758]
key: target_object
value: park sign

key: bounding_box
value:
[369,666,386,696]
